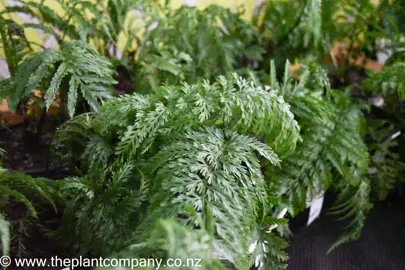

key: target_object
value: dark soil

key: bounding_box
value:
[113,65,134,96]
[0,114,65,173]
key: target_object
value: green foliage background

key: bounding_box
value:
[0,0,404,269]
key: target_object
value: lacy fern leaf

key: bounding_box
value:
[365,61,405,100]
[53,74,298,267]
[268,61,371,251]
[1,40,115,117]
[133,127,284,269]
[137,5,262,89]
[57,163,150,255]
[55,73,300,168]
[112,218,224,270]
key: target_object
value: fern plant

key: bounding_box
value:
[0,145,58,258]
[132,127,287,269]
[1,0,403,266]
[367,120,405,201]
[1,0,157,60]
[365,62,405,100]
[54,73,300,163]
[0,40,115,118]
[135,4,263,90]
[2,1,266,95]
[0,17,33,77]
[124,218,225,270]
[54,162,150,256]
[0,171,59,257]
[266,60,372,251]
[52,73,300,268]
[252,0,403,74]
[253,0,325,73]
[363,58,405,199]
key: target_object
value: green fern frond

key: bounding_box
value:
[253,0,325,63]
[134,127,282,269]
[364,62,405,100]
[53,74,296,265]
[0,172,58,216]
[267,61,371,251]
[304,0,323,49]
[367,121,405,200]
[328,180,372,253]
[250,231,288,270]
[269,60,331,125]
[58,163,150,255]
[107,218,224,270]
[137,4,262,88]
[111,73,300,159]
[0,169,59,259]
[2,1,80,44]
[0,17,32,76]
[2,40,115,117]
[3,0,159,61]
[249,212,289,270]
[139,47,193,90]
[57,73,299,166]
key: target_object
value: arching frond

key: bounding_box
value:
[57,163,150,255]
[53,74,297,267]
[365,62,405,100]
[268,61,371,251]
[1,40,115,117]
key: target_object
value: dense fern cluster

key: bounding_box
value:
[0,0,404,269]
[252,0,325,72]
[1,0,156,55]
[0,40,115,117]
[135,5,263,90]
[264,61,371,251]
[52,74,298,268]
[365,62,405,100]
[363,58,405,201]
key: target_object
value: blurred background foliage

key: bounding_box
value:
[0,0,256,61]
[0,0,381,58]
